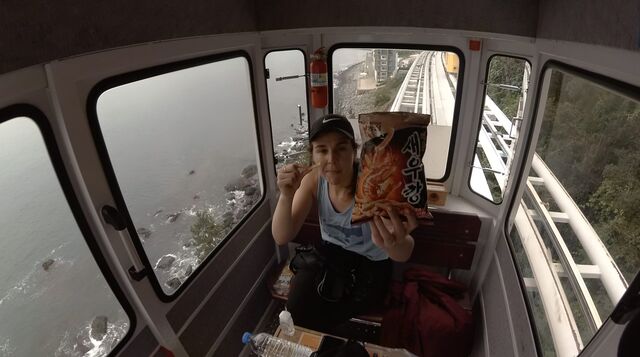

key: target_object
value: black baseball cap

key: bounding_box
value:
[309,114,354,141]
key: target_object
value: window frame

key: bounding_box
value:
[327,43,465,182]
[468,54,532,205]
[86,50,266,301]
[0,103,136,355]
[503,59,640,356]
[263,48,310,170]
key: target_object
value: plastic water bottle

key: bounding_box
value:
[278,309,295,336]
[242,332,313,357]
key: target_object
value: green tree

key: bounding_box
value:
[191,211,226,263]
[538,72,640,282]
[487,56,526,120]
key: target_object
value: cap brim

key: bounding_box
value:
[310,127,354,141]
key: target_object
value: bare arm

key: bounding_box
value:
[272,166,317,245]
[381,233,415,262]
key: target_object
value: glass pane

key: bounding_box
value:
[508,68,639,356]
[0,117,129,356]
[96,56,263,294]
[471,56,531,203]
[265,50,309,169]
[332,48,461,180]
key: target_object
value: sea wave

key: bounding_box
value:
[0,255,74,307]
[0,337,16,356]
[55,318,129,357]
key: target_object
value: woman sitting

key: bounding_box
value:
[272,114,417,331]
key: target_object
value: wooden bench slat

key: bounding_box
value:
[411,239,476,269]
[292,209,481,269]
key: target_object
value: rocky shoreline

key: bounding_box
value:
[149,163,262,292]
[148,127,309,292]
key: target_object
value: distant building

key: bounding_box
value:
[373,49,398,85]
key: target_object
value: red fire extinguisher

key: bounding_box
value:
[310,47,328,108]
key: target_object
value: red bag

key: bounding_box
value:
[381,268,473,357]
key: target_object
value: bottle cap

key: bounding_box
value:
[279,309,292,322]
[242,332,252,344]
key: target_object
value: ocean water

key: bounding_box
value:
[0,54,305,356]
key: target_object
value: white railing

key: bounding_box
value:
[529,156,628,303]
[477,99,628,355]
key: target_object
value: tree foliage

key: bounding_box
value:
[487,56,526,120]
[538,71,640,281]
[191,211,226,263]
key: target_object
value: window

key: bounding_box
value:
[265,50,309,169]
[0,114,130,356]
[332,47,462,180]
[93,54,263,295]
[508,65,639,356]
[470,55,531,203]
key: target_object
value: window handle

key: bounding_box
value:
[128,266,148,282]
[101,205,126,231]
[275,74,308,81]
[471,165,504,175]
[509,117,523,139]
[101,205,148,281]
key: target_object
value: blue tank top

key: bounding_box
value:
[317,175,388,261]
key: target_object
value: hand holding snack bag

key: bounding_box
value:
[352,112,432,223]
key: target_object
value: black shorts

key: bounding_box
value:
[286,241,391,331]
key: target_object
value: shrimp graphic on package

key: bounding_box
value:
[352,112,432,223]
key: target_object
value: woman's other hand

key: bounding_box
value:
[272,163,316,245]
[276,164,306,199]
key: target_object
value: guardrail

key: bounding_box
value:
[394,51,629,356]
[474,85,627,356]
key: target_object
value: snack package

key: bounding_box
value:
[352,112,432,223]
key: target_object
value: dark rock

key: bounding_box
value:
[183,239,196,248]
[74,332,92,355]
[193,194,200,200]
[235,208,249,221]
[241,164,258,179]
[292,142,306,151]
[166,212,181,223]
[155,255,176,270]
[153,209,163,217]
[246,195,259,207]
[42,259,55,271]
[188,170,195,175]
[225,192,236,201]
[184,265,193,277]
[224,177,251,191]
[221,211,234,226]
[244,186,258,196]
[166,277,181,290]
[136,227,152,239]
[91,316,108,341]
